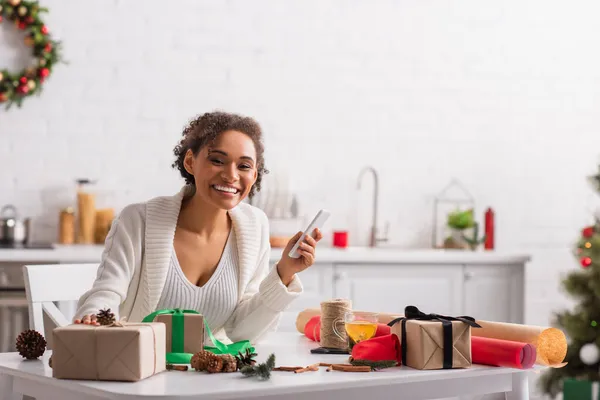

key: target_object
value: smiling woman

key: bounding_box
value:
[72,111,323,345]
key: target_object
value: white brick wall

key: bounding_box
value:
[1,0,599,391]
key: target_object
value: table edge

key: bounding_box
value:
[0,362,537,399]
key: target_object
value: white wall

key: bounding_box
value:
[1,0,599,331]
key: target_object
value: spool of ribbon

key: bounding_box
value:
[143,308,255,364]
[387,305,481,369]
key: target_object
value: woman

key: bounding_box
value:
[74,111,322,343]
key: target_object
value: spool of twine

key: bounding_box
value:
[319,298,352,349]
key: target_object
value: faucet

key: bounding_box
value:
[357,166,389,247]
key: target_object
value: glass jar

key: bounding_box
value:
[76,179,96,244]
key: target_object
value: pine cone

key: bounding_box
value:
[191,350,214,371]
[235,348,257,368]
[206,355,224,373]
[96,308,116,326]
[220,354,237,372]
[15,330,46,360]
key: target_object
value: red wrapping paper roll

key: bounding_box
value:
[304,316,321,342]
[472,336,536,369]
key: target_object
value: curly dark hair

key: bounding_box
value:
[172,111,268,198]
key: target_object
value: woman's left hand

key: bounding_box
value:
[277,229,323,286]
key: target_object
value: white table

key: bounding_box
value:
[0,333,535,400]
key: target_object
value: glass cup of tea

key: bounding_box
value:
[333,311,379,351]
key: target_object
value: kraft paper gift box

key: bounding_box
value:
[142,309,204,364]
[388,305,480,370]
[51,322,166,382]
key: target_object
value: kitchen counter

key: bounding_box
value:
[0,244,531,334]
[0,244,530,265]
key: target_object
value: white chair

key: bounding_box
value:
[22,264,99,334]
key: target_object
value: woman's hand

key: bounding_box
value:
[74,314,100,326]
[277,229,323,286]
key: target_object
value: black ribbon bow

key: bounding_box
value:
[387,305,482,369]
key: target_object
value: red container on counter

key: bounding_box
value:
[484,207,495,250]
[333,231,348,248]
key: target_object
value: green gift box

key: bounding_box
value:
[143,309,204,364]
[563,378,600,400]
[143,308,255,364]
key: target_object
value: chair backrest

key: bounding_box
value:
[22,263,99,333]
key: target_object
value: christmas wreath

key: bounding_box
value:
[0,0,64,109]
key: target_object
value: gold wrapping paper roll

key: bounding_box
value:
[296,308,321,333]
[295,308,402,334]
[472,320,567,367]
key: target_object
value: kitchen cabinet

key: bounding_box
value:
[0,246,529,335]
[277,258,527,332]
[462,264,524,324]
[332,263,464,317]
[278,263,334,332]
[331,263,523,324]
[0,261,51,353]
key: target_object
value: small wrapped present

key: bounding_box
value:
[52,322,166,382]
[563,379,600,400]
[388,305,481,370]
[142,309,204,364]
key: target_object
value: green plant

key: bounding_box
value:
[447,209,475,230]
[461,222,486,250]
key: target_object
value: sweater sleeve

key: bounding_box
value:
[73,204,144,321]
[223,213,303,343]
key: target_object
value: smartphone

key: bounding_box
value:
[288,209,331,258]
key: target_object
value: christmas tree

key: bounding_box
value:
[539,165,600,398]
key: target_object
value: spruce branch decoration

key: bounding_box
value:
[349,357,397,371]
[240,353,275,381]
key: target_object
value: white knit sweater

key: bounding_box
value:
[155,232,239,338]
[74,185,303,343]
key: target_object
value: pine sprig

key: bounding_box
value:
[349,358,398,371]
[240,353,275,381]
